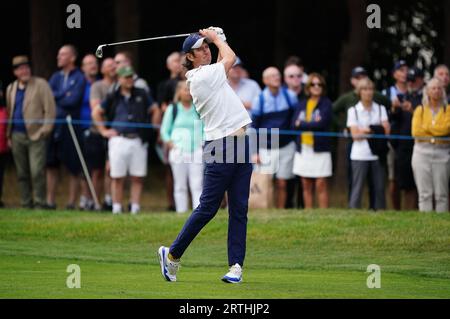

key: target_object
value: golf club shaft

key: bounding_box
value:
[66,115,100,210]
[102,33,191,49]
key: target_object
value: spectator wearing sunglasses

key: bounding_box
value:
[284,56,309,85]
[251,67,299,209]
[292,73,333,208]
[284,64,306,101]
[283,63,307,209]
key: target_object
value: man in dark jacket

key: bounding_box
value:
[92,66,156,215]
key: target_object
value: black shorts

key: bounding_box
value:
[82,130,107,171]
[46,124,82,176]
[394,148,417,191]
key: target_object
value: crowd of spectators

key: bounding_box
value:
[0,44,449,213]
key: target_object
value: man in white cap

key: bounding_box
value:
[158,27,253,284]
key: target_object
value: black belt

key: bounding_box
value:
[119,133,139,139]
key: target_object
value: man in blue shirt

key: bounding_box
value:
[228,57,261,114]
[79,53,102,211]
[251,66,298,209]
[47,44,86,210]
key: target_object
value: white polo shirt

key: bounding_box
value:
[186,62,252,141]
[347,101,388,161]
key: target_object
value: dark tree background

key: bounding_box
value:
[1,0,448,99]
[0,0,449,193]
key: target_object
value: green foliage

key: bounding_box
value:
[367,0,443,89]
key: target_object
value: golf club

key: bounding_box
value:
[95,33,192,58]
[66,115,100,210]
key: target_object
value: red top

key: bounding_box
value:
[0,107,9,154]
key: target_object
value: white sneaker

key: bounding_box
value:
[157,246,180,282]
[112,203,122,214]
[130,203,140,215]
[222,263,243,283]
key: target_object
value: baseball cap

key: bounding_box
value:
[232,57,243,68]
[407,67,424,81]
[182,33,209,53]
[393,60,408,72]
[116,66,135,78]
[12,55,30,69]
[351,66,367,78]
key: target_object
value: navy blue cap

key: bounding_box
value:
[393,60,408,72]
[351,66,367,78]
[182,33,207,53]
[232,57,243,67]
[407,67,424,81]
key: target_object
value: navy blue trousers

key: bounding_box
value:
[170,135,253,267]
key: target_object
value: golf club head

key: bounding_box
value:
[95,45,104,58]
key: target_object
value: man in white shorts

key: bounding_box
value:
[93,66,154,214]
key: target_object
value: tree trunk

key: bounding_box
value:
[30,0,62,79]
[333,0,368,194]
[114,0,140,69]
[338,0,368,94]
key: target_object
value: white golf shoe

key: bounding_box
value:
[222,263,243,283]
[157,246,180,282]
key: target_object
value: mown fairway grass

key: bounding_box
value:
[0,209,449,298]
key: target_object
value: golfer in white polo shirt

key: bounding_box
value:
[158,27,253,283]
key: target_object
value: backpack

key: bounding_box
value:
[168,103,179,137]
[258,87,294,114]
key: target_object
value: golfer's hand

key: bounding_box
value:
[208,27,226,42]
[101,128,119,139]
[199,29,219,43]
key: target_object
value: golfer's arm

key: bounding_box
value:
[213,39,236,74]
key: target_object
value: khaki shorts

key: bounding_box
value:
[257,141,296,179]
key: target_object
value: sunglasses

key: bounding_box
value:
[287,74,302,79]
[310,82,323,88]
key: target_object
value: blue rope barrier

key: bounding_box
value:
[1,118,449,141]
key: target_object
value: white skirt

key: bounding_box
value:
[292,144,332,178]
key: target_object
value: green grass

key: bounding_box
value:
[0,209,449,298]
